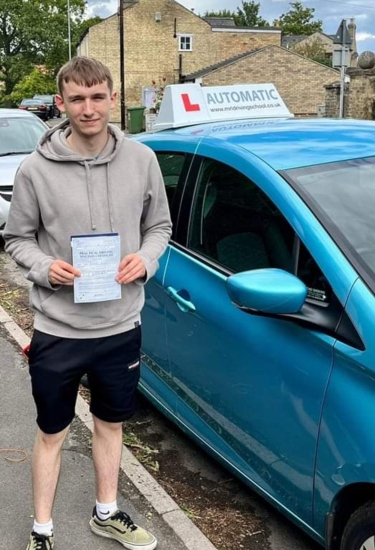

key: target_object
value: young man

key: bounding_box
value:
[4,56,172,550]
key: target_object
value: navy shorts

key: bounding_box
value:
[28,327,141,434]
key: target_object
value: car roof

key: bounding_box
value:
[142,117,375,171]
[0,108,38,118]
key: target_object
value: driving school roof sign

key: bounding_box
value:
[153,83,293,131]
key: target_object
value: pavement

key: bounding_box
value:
[0,305,217,550]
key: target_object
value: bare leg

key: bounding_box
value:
[32,427,69,523]
[92,415,123,503]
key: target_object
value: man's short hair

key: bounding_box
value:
[57,56,114,95]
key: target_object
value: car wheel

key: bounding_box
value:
[341,501,375,550]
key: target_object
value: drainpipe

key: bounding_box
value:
[119,0,126,131]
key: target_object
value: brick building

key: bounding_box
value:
[183,45,339,117]
[77,0,340,121]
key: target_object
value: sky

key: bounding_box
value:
[86,0,375,56]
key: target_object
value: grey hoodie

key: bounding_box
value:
[4,120,172,338]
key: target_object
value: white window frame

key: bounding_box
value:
[178,34,193,52]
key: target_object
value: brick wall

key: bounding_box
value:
[346,67,375,119]
[325,83,342,118]
[77,0,280,121]
[78,16,121,91]
[325,67,375,119]
[201,46,340,116]
[77,16,122,120]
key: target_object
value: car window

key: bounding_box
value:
[188,158,332,303]
[188,159,294,272]
[34,95,53,103]
[296,241,332,303]
[155,153,185,209]
[0,117,45,155]
[22,99,41,105]
[284,157,375,296]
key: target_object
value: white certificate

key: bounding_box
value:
[71,233,121,303]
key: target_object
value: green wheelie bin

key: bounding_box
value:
[127,106,146,134]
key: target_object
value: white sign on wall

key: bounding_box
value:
[142,87,157,109]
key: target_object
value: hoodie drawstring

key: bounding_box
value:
[84,161,97,231]
[106,164,116,232]
[84,161,115,232]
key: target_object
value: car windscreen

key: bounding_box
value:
[22,99,42,105]
[34,96,53,103]
[0,117,46,156]
[282,157,375,292]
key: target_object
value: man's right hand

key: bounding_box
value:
[48,260,81,286]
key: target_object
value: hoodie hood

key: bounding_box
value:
[37,118,124,164]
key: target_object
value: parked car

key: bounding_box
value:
[18,98,49,120]
[0,109,47,233]
[134,84,375,550]
[33,94,61,119]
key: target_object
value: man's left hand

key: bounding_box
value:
[116,254,146,284]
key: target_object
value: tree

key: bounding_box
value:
[204,2,269,27]
[204,10,235,18]
[293,36,332,67]
[275,2,323,35]
[9,68,57,105]
[0,0,87,100]
[235,1,270,27]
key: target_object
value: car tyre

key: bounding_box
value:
[341,500,375,550]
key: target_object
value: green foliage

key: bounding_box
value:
[0,0,101,100]
[9,68,57,105]
[204,10,235,18]
[293,36,332,67]
[0,57,35,106]
[309,55,332,67]
[205,1,270,27]
[235,1,270,27]
[275,1,323,35]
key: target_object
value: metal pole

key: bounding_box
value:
[339,61,345,118]
[67,0,72,60]
[339,19,347,119]
[119,0,126,131]
[339,45,349,119]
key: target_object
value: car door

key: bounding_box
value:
[140,151,193,414]
[162,152,358,527]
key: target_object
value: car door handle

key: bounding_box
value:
[167,286,196,313]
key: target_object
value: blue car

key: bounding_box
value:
[135,84,375,550]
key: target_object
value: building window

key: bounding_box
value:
[179,35,193,51]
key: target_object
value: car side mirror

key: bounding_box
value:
[226,268,307,315]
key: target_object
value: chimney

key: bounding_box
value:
[348,18,358,67]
